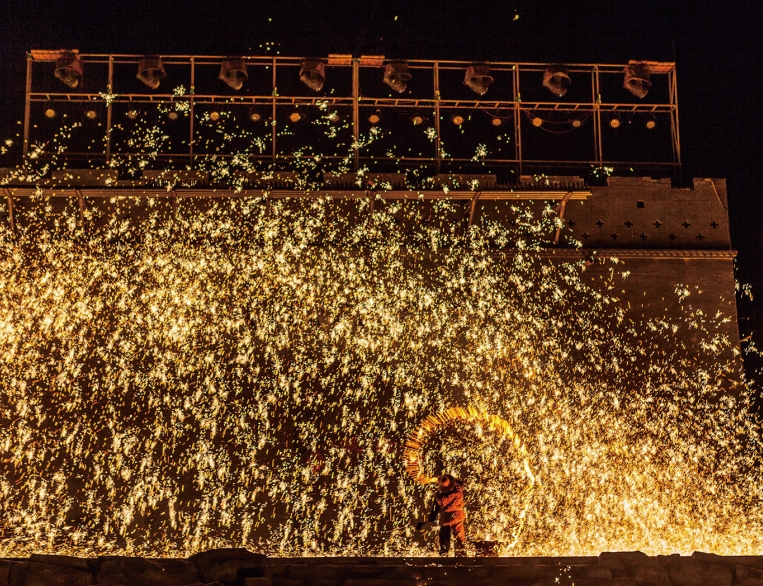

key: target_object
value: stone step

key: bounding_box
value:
[264,556,600,567]
[0,551,750,586]
[274,579,639,586]
[268,563,614,582]
[527,581,638,586]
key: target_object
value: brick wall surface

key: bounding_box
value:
[567,177,731,250]
[579,255,740,350]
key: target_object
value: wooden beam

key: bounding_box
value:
[367,190,375,223]
[468,191,482,229]
[3,188,14,235]
[76,189,85,224]
[553,191,575,245]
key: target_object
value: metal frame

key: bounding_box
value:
[23,52,681,173]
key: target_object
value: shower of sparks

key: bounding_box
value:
[0,95,761,559]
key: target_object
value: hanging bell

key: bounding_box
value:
[623,62,652,98]
[543,66,571,97]
[54,51,83,89]
[136,56,166,90]
[299,59,326,92]
[383,61,412,93]
[219,58,248,91]
[464,63,494,96]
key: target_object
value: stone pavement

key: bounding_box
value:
[1,549,762,586]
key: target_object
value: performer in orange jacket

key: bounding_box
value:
[425,474,466,555]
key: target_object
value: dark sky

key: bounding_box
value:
[1,0,762,375]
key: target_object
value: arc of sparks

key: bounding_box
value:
[403,405,536,549]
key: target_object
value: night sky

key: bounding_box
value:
[0,0,761,378]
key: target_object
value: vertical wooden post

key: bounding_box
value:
[513,64,522,176]
[670,65,682,172]
[272,57,277,165]
[22,54,33,158]
[593,65,603,165]
[434,62,442,174]
[105,55,114,162]
[189,57,195,165]
[3,189,15,235]
[352,58,360,171]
